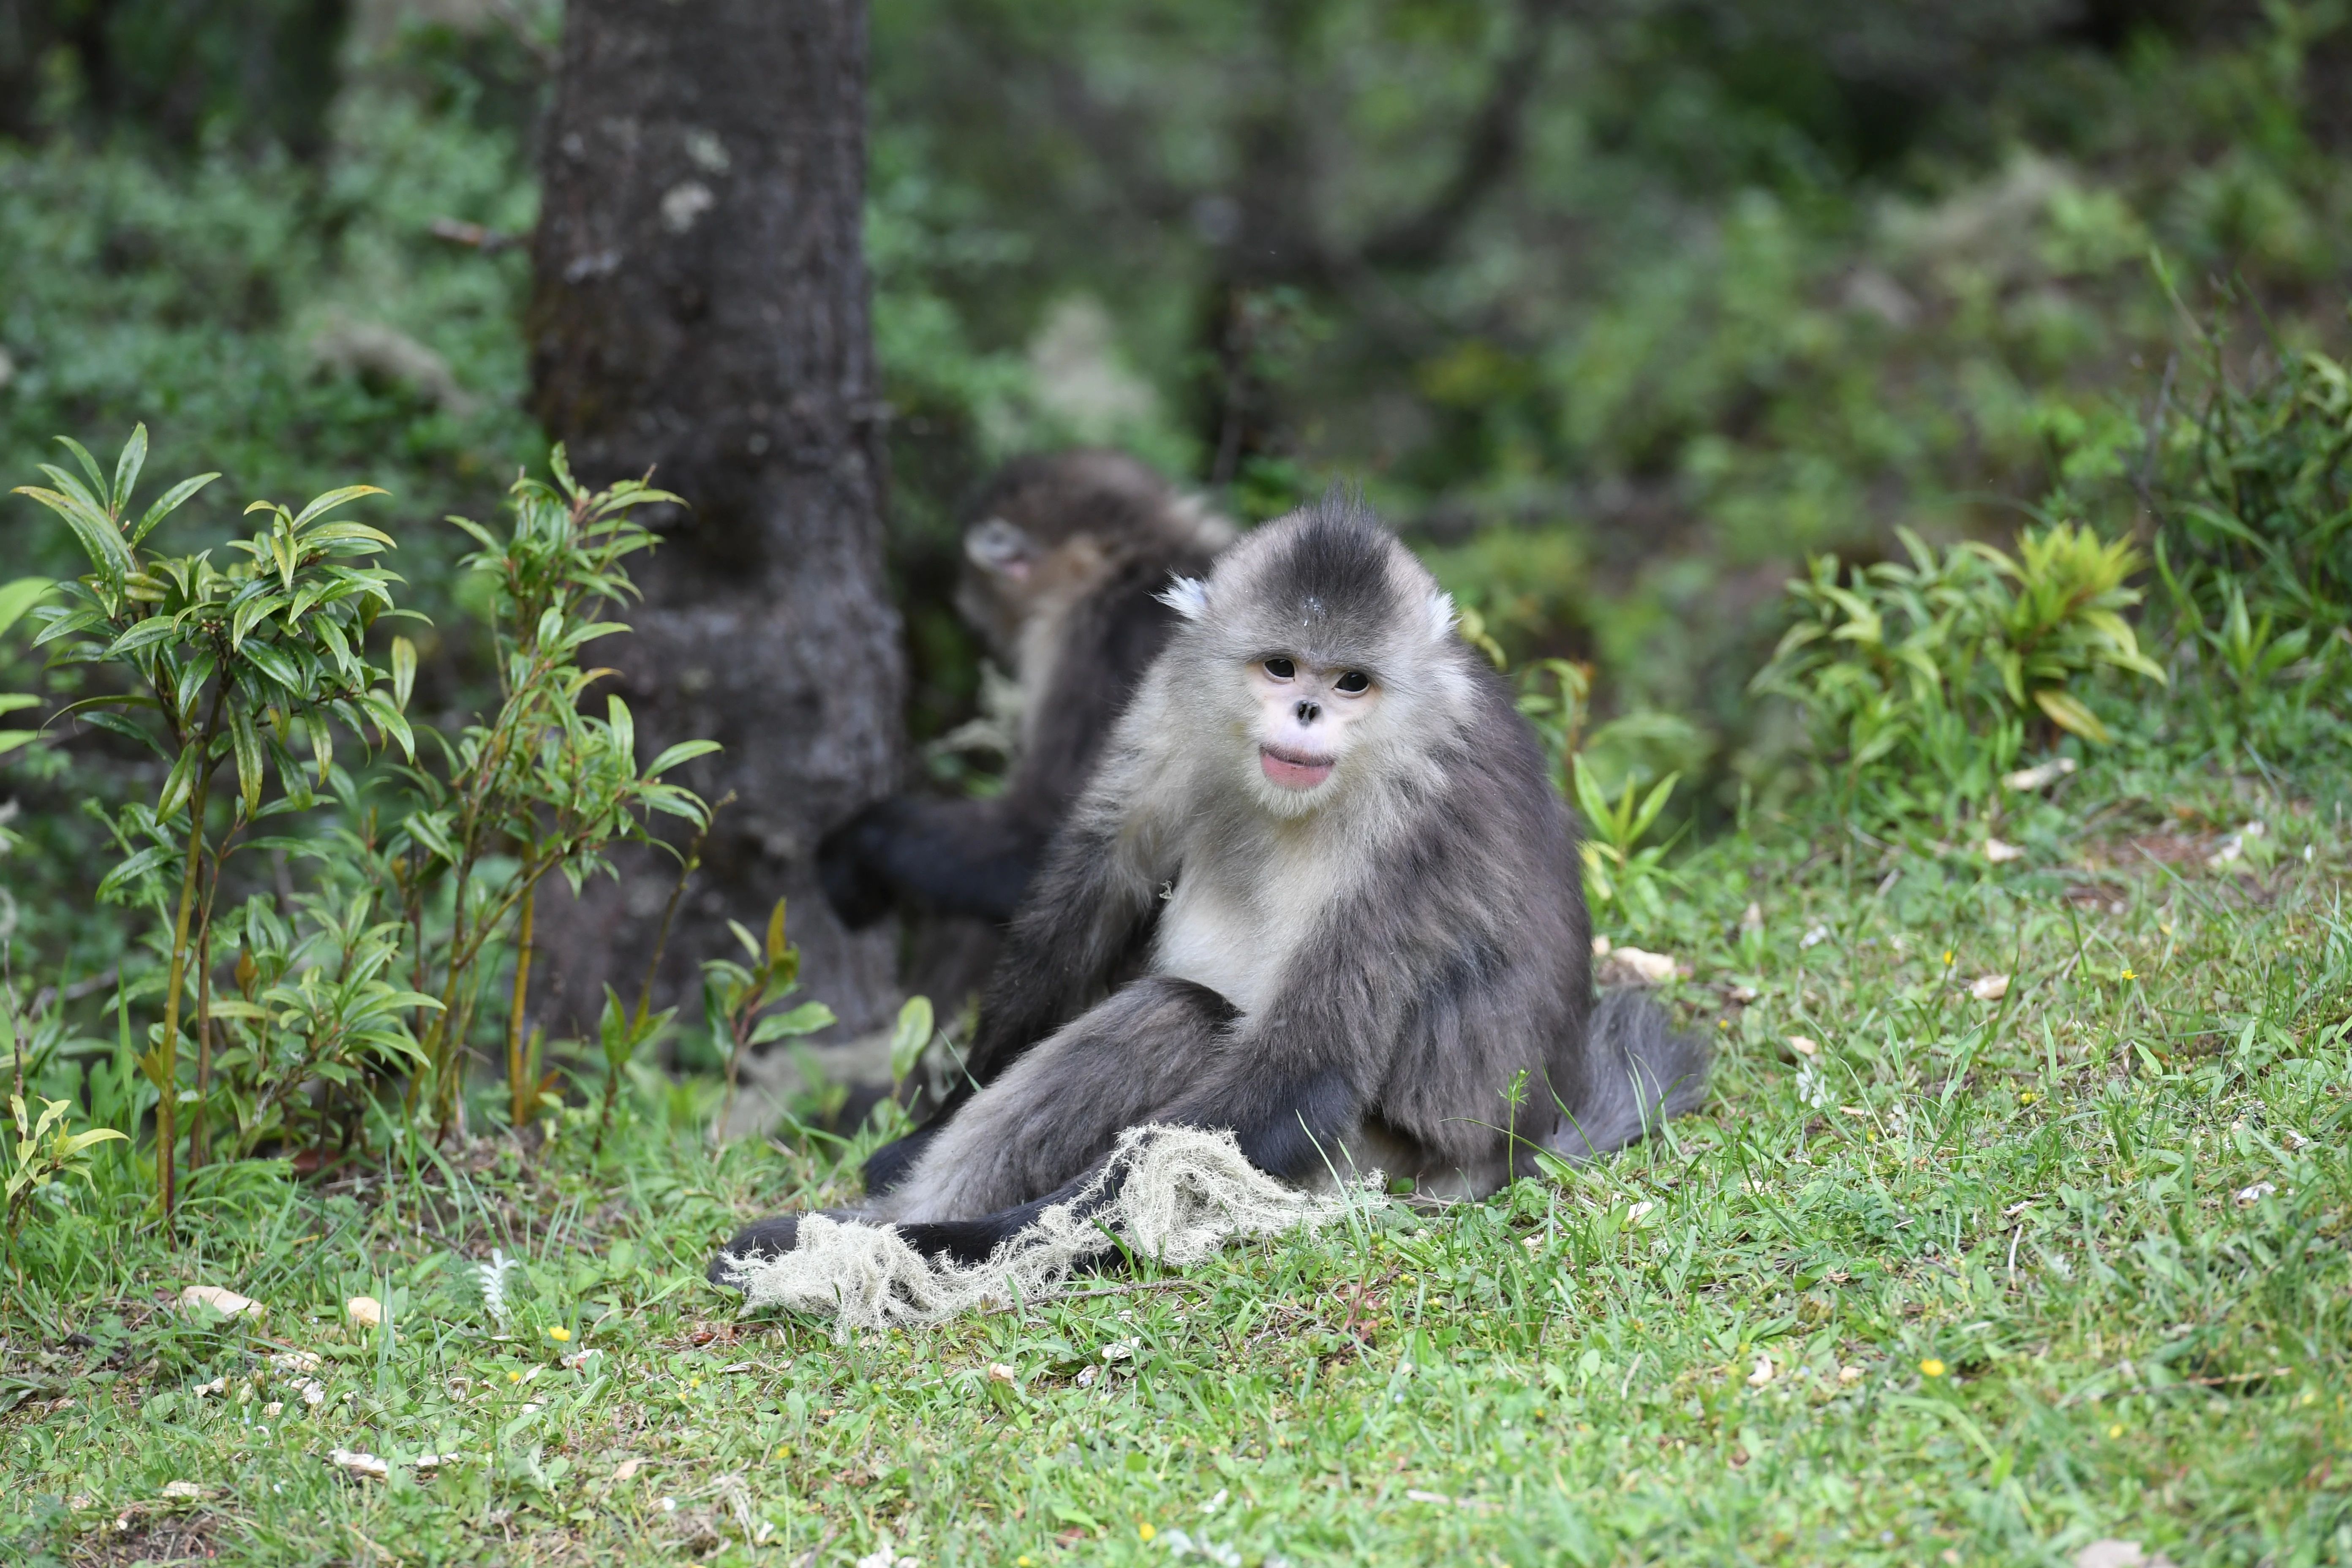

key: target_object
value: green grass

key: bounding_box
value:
[4,766,2349,1567]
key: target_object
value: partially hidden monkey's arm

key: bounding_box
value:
[961,781,1170,1086]
[817,792,1049,928]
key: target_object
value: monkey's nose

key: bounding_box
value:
[1295,700,1321,724]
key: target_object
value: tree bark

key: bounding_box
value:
[526,0,904,1045]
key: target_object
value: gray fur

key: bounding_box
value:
[818,451,1234,931]
[719,496,1708,1272]
[1544,988,1712,1163]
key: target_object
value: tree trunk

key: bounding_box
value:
[526,0,904,1048]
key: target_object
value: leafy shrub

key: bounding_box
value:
[2154,337,2352,635]
[1752,521,2166,813]
[14,428,724,1220]
[0,577,51,868]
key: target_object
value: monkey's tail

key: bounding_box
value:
[1546,988,1711,1164]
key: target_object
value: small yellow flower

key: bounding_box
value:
[2018,1091,2038,1106]
[1942,950,1955,967]
[1138,1524,1157,1543]
[775,1444,792,1460]
[1019,1557,1036,1566]
[2108,1424,2123,1438]
[1919,1358,1946,1378]
[547,1326,572,1343]
[508,1370,522,1383]
[2119,969,2136,981]
[689,1376,702,1389]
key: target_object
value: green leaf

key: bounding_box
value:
[358,691,415,762]
[231,590,290,650]
[1628,772,1680,844]
[888,995,934,1085]
[645,738,720,777]
[96,844,174,900]
[444,514,500,553]
[103,616,180,659]
[130,472,221,548]
[763,898,788,967]
[608,694,634,766]
[13,485,133,579]
[1569,758,1615,844]
[57,1127,131,1157]
[401,811,456,863]
[0,577,53,639]
[2033,688,2112,746]
[79,708,171,760]
[29,607,106,648]
[750,1002,837,1045]
[229,704,264,814]
[302,708,332,782]
[240,641,302,693]
[154,744,199,820]
[389,635,416,712]
[299,521,397,552]
[110,425,148,514]
[314,615,355,681]
[289,485,389,532]
[0,730,38,756]
[54,436,108,500]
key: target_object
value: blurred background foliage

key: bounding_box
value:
[3,0,2351,975]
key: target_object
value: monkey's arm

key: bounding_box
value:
[818,793,1049,928]
[860,796,1163,1198]
[961,797,1165,1084]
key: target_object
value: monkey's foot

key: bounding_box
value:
[707,1214,801,1284]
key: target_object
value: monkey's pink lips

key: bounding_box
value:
[1260,745,1335,790]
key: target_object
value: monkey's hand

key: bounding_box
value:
[817,803,903,928]
[818,794,1046,928]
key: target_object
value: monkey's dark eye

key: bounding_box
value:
[1336,670,1370,694]
[1264,658,1296,680]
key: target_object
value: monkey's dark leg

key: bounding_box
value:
[706,1214,800,1282]
[818,795,1046,928]
[710,978,1235,1281]
[874,977,1239,1225]
[890,1166,1115,1266]
[884,1051,1369,1268]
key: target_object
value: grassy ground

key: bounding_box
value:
[4,763,2349,1568]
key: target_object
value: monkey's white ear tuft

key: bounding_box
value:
[1426,591,1458,641]
[1157,575,1211,621]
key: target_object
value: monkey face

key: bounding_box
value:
[1157,497,1477,822]
[1244,655,1380,793]
[956,517,1112,666]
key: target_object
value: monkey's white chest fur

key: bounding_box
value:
[1151,823,1356,1018]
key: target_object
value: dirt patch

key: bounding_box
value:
[70,1511,220,1566]
[2107,832,2214,866]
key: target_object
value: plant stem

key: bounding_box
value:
[154,755,214,1225]
[506,883,536,1130]
[598,800,724,1157]
[4,944,23,1108]
[191,912,212,1171]
[633,795,727,1031]
[718,1012,750,1147]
